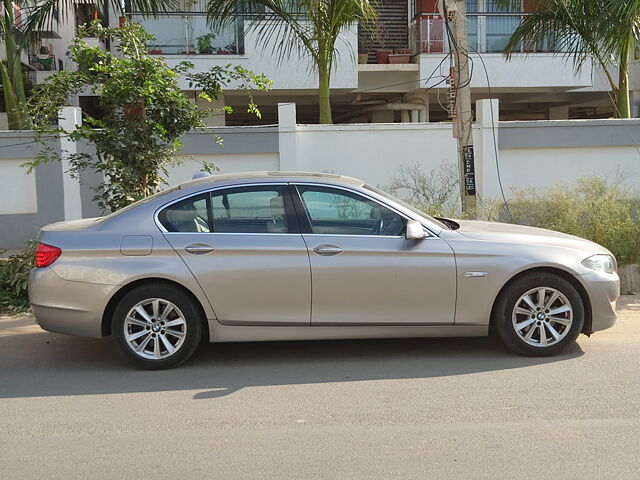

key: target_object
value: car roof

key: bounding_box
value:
[177,171,365,190]
[95,169,444,236]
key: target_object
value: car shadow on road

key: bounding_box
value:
[0,317,584,399]
[190,336,584,399]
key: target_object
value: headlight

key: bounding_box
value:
[581,254,616,274]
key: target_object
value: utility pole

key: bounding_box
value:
[441,0,477,217]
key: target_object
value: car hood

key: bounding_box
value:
[451,219,610,254]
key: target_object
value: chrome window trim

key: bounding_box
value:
[302,233,405,239]
[293,182,436,238]
[154,180,438,238]
[154,182,289,233]
[160,231,408,240]
[156,232,303,236]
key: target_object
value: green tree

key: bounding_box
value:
[1,0,32,129]
[206,0,377,124]
[1,0,173,130]
[28,20,271,212]
[501,0,640,118]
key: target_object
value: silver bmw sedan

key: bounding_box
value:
[29,172,619,369]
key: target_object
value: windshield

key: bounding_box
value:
[363,184,449,230]
[96,185,182,223]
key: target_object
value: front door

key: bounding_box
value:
[293,184,456,325]
[160,184,311,325]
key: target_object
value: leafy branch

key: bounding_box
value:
[27,20,272,212]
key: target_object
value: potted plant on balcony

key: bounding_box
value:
[196,33,215,54]
[358,18,381,64]
[388,48,410,64]
[372,22,391,64]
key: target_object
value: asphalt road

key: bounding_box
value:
[1,295,639,480]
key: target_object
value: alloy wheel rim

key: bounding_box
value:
[124,298,187,360]
[512,287,573,348]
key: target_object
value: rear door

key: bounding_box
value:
[292,184,456,325]
[160,184,311,325]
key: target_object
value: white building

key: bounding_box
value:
[3,0,640,125]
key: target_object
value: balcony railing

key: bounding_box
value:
[411,13,567,55]
[130,14,244,55]
[29,53,63,72]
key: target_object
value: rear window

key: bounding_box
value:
[157,185,291,234]
[157,194,210,233]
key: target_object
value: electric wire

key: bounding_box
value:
[468,44,512,220]
[0,139,42,149]
[0,65,455,149]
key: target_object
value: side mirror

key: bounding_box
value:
[405,220,427,240]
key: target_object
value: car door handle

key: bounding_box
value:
[313,244,343,256]
[184,243,215,255]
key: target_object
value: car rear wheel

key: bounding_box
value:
[493,273,584,356]
[112,284,203,369]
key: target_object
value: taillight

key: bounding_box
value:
[35,243,62,268]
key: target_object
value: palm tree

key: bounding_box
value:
[1,0,174,130]
[1,0,31,129]
[206,0,377,124]
[501,0,640,118]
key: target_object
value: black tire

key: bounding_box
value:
[112,283,203,369]
[492,273,584,357]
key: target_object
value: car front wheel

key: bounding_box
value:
[493,273,584,356]
[112,283,203,369]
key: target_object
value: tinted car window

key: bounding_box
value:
[362,183,448,230]
[158,194,210,233]
[211,187,289,234]
[297,186,405,236]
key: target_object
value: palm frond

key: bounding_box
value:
[206,0,375,68]
[600,0,640,63]
[18,0,178,35]
[504,0,606,73]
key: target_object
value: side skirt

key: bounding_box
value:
[208,322,488,343]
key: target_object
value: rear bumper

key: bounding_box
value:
[29,268,118,338]
[581,271,620,333]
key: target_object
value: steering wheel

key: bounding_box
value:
[371,218,384,235]
[380,217,402,236]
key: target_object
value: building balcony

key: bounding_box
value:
[129,14,243,56]
[27,53,64,85]
[410,12,571,55]
[412,12,594,90]
[130,14,358,91]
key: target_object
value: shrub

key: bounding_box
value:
[388,167,640,265]
[508,177,640,265]
[387,163,505,222]
[0,241,36,314]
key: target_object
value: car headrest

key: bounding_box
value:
[270,195,285,218]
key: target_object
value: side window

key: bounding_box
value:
[297,186,405,236]
[211,186,289,234]
[158,194,210,233]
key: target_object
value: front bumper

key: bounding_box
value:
[29,268,118,338]
[581,270,620,333]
